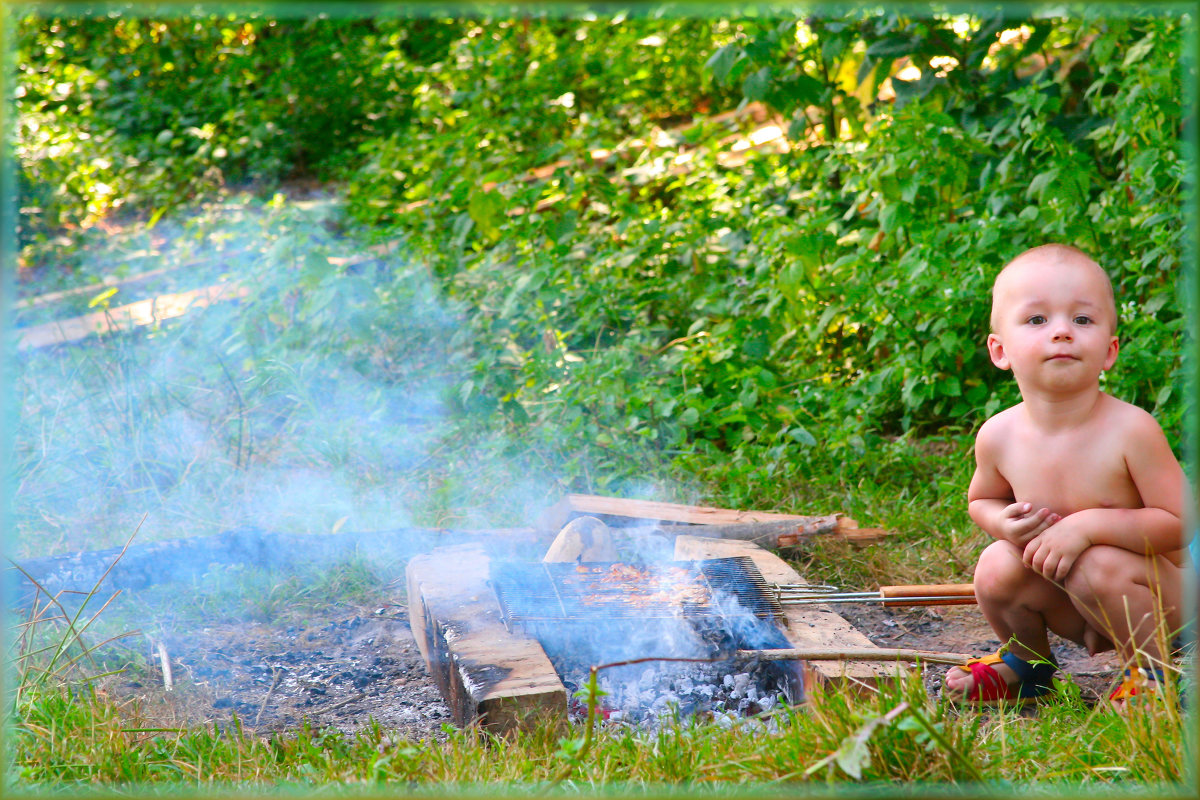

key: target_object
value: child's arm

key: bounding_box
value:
[1023,410,1186,580]
[968,416,1060,545]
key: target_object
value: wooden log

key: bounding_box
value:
[406,544,567,733]
[537,494,888,547]
[540,493,820,530]
[673,535,903,690]
[674,515,887,548]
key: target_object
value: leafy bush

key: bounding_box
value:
[14,12,452,251]
[15,9,1189,511]
[338,9,1188,467]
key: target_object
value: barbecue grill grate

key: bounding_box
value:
[489,556,787,632]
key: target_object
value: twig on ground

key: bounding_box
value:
[322,691,366,713]
[254,668,285,727]
[738,647,972,665]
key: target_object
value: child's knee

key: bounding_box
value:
[1064,545,1142,600]
[973,541,1028,597]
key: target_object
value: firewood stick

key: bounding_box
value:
[736,647,971,665]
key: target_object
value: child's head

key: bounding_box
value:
[990,245,1117,333]
[986,244,1119,390]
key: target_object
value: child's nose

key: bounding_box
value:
[1051,325,1072,341]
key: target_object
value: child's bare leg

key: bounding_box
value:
[945,541,1091,696]
[1062,545,1185,666]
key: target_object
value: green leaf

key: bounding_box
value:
[865,35,917,58]
[468,188,504,242]
[834,734,871,780]
[1027,168,1059,200]
[1123,34,1155,67]
[938,375,962,397]
[705,43,741,83]
[788,425,816,446]
[743,67,772,102]
[678,407,700,427]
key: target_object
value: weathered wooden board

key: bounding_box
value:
[406,544,566,732]
[538,493,888,546]
[673,535,903,689]
[541,493,820,529]
[16,284,250,351]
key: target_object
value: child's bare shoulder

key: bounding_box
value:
[1097,393,1165,438]
[975,404,1025,453]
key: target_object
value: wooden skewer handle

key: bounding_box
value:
[880,583,976,607]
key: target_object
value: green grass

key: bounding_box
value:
[7,669,1192,790]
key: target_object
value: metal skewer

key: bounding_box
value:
[771,582,976,608]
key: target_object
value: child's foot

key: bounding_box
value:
[1108,667,1169,711]
[944,648,1058,704]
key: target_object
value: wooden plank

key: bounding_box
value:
[15,283,250,351]
[538,494,887,546]
[539,493,819,530]
[673,535,902,689]
[406,544,566,732]
[15,264,179,310]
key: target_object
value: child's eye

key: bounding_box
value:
[1027,315,1046,325]
[1073,315,1092,325]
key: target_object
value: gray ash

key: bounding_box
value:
[562,657,790,730]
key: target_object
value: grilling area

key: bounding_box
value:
[12,492,1018,738]
[407,494,917,732]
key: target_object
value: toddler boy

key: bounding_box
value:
[944,244,1188,704]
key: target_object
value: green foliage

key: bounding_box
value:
[331,10,1189,484]
[14,12,450,249]
[18,9,1187,467]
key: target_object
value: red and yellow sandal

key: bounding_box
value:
[948,648,1058,705]
[1109,667,1167,707]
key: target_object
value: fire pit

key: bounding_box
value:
[488,556,803,727]
[406,535,901,733]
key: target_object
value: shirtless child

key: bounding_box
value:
[944,244,1188,704]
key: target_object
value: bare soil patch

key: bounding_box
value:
[104,600,452,742]
[97,585,1131,741]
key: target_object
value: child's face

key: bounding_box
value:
[987,253,1119,395]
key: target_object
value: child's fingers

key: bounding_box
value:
[1012,508,1056,544]
[1022,537,1041,568]
[1005,501,1034,520]
[1053,555,1074,582]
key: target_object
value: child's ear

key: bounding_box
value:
[1102,336,1119,371]
[986,333,1010,370]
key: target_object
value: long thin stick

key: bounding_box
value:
[254,668,284,727]
[737,647,971,665]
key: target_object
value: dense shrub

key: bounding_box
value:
[14,9,1189,471]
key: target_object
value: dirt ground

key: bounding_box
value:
[102,587,1130,741]
[105,599,454,741]
[834,602,1126,704]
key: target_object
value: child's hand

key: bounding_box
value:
[1022,514,1091,582]
[998,502,1060,546]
